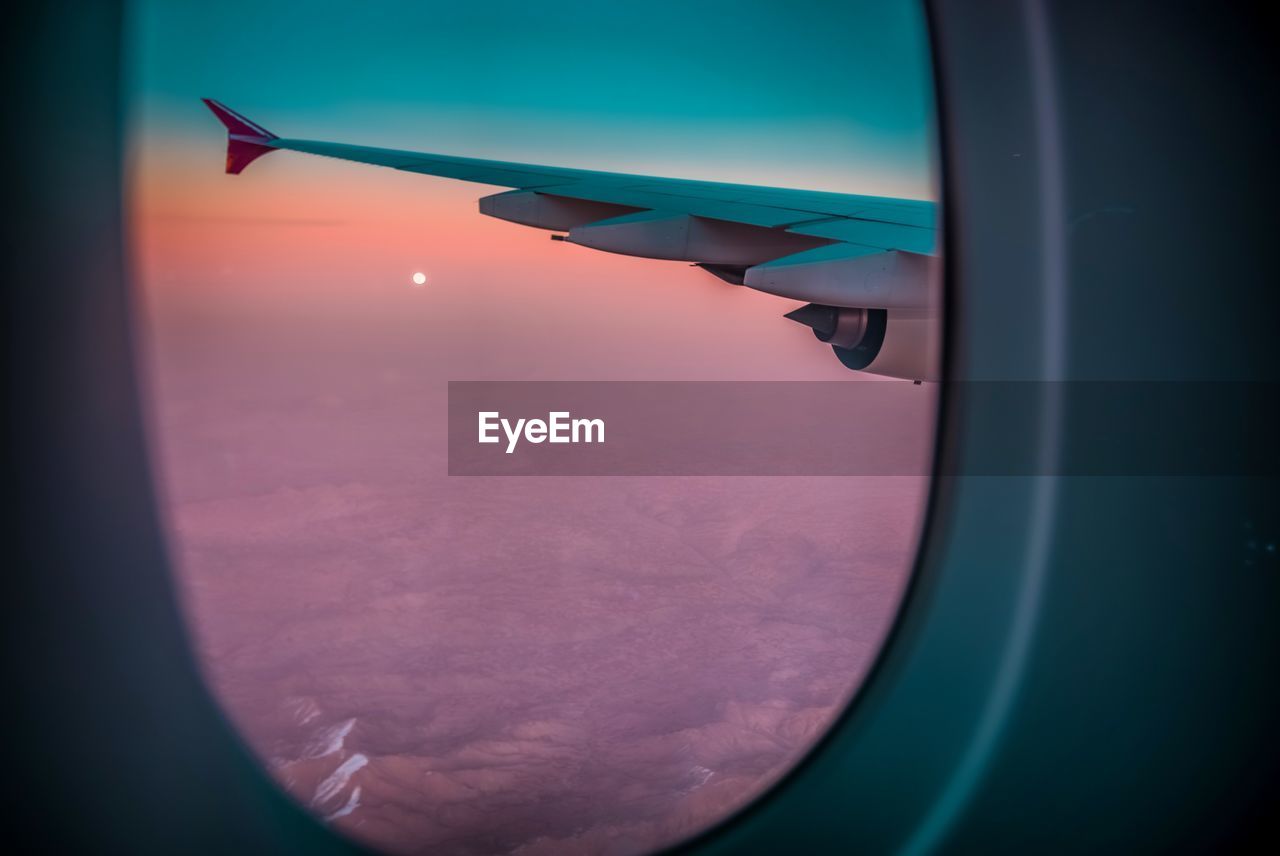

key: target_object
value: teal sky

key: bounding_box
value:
[128,0,936,199]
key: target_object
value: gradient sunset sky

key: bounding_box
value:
[127,0,937,385]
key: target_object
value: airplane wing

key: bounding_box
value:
[202,99,939,380]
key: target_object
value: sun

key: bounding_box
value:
[411,272,427,286]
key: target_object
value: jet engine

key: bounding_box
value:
[785,303,939,381]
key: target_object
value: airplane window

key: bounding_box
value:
[126,1,939,853]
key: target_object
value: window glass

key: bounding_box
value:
[127,1,939,853]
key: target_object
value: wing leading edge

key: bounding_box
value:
[201,99,939,380]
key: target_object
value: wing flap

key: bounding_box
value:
[527,184,823,228]
[786,218,937,254]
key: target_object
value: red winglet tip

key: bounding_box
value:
[225,140,277,175]
[202,99,279,174]
[201,98,277,141]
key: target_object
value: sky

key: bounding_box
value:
[125,2,937,853]
[127,0,936,198]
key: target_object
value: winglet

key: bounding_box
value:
[201,99,279,175]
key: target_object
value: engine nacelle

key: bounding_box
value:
[744,245,938,311]
[567,210,829,267]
